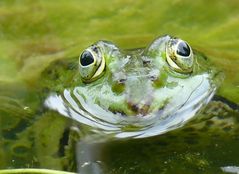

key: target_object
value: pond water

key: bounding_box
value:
[0,0,239,174]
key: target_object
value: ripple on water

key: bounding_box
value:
[44,73,218,139]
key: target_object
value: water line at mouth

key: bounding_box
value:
[45,73,219,139]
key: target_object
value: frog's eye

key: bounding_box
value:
[79,45,105,82]
[166,38,194,73]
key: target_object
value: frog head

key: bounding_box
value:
[45,35,223,138]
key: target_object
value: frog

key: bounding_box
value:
[44,35,223,138]
[0,35,238,174]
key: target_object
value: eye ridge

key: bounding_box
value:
[80,51,95,66]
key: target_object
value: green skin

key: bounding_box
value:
[0,35,238,173]
[43,35,222,138]
[70,36,214,117]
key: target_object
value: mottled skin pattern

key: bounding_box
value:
[0,36,238,173]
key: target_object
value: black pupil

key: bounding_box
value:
[80,51,94,66]
[176,41,190,57]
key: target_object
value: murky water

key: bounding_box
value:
[0,0,239,173]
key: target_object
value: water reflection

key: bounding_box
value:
[221,166,239,174]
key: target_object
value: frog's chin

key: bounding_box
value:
[44,74,217,139]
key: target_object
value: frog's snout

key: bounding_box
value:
[123,76,154,115]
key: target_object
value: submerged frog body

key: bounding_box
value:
[1,35,238,173]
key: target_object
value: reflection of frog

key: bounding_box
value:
[0,35,238,173]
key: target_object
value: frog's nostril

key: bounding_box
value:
[118,78,126,83]
[150,75,157,81]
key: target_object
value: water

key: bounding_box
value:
[0,0,239,173]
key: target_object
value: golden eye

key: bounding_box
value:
[79,45,105,82]
[166,38,194,73]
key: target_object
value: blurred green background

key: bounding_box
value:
[0,0,238,102]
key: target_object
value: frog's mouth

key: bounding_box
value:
[44,73,220,139]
